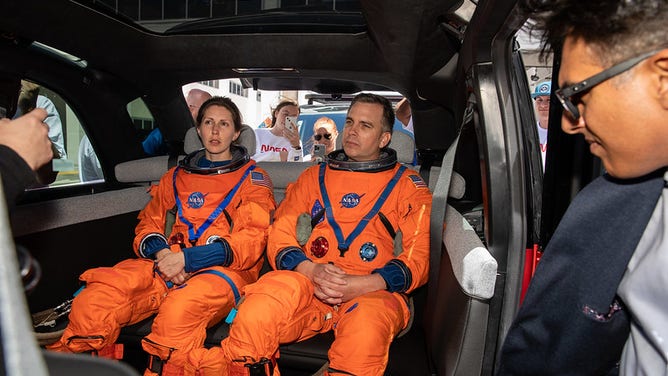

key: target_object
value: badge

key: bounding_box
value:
[340,193,363,208]
[187,192,207,209]
[310,236,329,258]
[251,171,273,190]
[359,242,378,262]
[206,235,222,244]
[311,199,325,225]
[169,232,185,246]
[409,175,427,189]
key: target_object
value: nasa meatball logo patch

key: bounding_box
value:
[340,193,363,208]
[187,192,207,209]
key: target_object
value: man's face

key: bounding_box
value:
[342,102,391,162]
[559,36,668,178]
[534,95,550,129]
[313,121,338,153]
[187,91,211,122]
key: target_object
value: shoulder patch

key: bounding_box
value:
[251,171,274,190]
[408,174,428,189]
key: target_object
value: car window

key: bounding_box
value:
[16,82,105,188]
[183,80,414,162]
[129,97,162,156]
[516,26,553,171]
[21,85,158,189]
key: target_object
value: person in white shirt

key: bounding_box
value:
[395,98,414,135]
[253,100,303,162]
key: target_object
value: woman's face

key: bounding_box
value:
[274,104,299,129]
[197,105,240,161]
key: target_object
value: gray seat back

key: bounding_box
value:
[115,125,256,183]
[425,168,497,376]
[426,203,497,376]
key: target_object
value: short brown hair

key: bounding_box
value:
[197,96,243,132]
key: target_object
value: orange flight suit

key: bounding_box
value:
[187,149,432,376]
[48,147,275,376]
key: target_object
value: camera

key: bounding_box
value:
[285,116,298,132]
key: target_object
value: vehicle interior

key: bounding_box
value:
[0,0,571,374]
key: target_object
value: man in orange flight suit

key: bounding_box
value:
[187,93,432,375]
[48,97,276,376]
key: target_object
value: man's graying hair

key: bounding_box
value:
[521,0,668,66]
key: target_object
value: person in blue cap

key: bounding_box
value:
[532,81,551,168]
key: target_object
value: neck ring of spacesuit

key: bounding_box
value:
[326,148,397,172]
[179,144,251,174]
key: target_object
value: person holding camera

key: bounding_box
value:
[305,116,339,163]
[253,99,303,162]
[0,108,53,210]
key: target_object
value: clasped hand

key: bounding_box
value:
[154,249,190,286]
[298,262,384,306]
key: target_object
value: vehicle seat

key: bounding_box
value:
[114,125,257,183]
[424,157,497,376]
[256,161,310,204]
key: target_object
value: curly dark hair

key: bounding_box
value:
[521,0,668,65]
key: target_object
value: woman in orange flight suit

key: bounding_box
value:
[48,96,275,376]
[188,93,432,376]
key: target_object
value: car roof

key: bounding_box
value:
[0,0,470,154]
[0,0,522,186]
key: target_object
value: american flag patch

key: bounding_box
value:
[408,175,427,189]
[251,171,273,190]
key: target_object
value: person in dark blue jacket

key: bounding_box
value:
[498,1,668,375]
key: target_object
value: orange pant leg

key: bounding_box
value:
[327,291,409,376]
[48,258,167,353]
[219,271,334,369]
[142,269,245,373]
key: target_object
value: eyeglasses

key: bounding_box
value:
[555,50,659,121]
[314,133,332,141]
